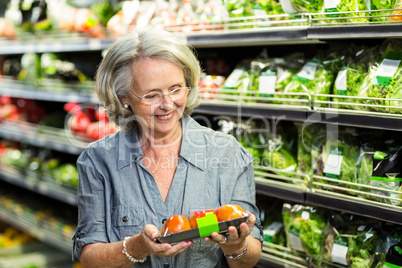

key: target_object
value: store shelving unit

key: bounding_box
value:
[0,17,401,266]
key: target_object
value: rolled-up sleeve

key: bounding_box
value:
[73,149,109,260]
[231,145,264,245]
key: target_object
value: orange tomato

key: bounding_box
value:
[215,204,246,222]
[189,214,198,228]
[160,215,192,236]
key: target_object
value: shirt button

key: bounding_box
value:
[122,216,129,222]
[163,263,170,268]
[162,218,167,224]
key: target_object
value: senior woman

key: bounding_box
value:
[72,27,263,267]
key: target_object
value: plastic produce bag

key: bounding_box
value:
[257,195,286,246]
[333,45,379,110]
[249,52,305,105]
[324,0,370,23]
[282,203,327,260]
[311,128,361,194]
[357,146,402,206]
[322,212,382,268]
[221,59,252,102]
[289,0,324,12]
[284,51,341,106]
[260,134,297,175]
[358,39,402,114]
[295,122,326,175]
[370,0,397,22]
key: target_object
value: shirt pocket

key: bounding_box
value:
[112,205,144,239]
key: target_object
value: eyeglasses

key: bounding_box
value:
[131,87,191,105]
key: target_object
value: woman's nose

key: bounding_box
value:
[159,94,174,108]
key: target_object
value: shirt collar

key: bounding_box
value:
[117,116,207,171]
[180,116,206,171]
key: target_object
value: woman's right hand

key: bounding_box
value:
[133,224,193,258]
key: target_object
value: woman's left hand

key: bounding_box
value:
[205,211,255,252]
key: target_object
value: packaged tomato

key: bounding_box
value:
[157,205,249,243]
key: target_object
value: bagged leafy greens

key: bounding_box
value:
[311,127,361,194]
[257,195,286,246]
[358,39,402,114]
[260,134,297,175]
[289,0,324,13]
[357,146,402,206]
[370,0,397,22]
[324,0,370,23]
[295,122,326,175]
[322,212,382,268]
[282,203,328,259]
[284,51,342,106]
[333,45,379,110]
[220,59,252,102]
[250,52,305,105]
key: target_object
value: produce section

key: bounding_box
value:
[0,0,401,267]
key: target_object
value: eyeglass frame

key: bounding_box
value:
[130,86,192,105]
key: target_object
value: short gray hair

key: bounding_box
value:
[95,27,201,132]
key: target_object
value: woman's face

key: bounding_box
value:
[127,57,187,139]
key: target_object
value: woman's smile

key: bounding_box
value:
[155,112,174,120]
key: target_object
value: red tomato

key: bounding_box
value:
[215,204,245,222]
[160,215,191,236]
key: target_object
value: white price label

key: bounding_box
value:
[335,69,347,92]
[259,75,277,94]
[376,58,400,78]
[298,61,318,81]
[331,243,348,265]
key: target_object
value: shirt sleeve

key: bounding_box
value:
[227,139,264,246]
[73,148,109,260]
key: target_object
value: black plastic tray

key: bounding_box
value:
[156,215,249,243]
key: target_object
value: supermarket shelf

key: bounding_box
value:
[306,110,402,131]
[0,85,98,104]
[257,243,308,268]
[0,164,78,206]
[0,120,87,155]
[195,103,309,122]
[255,177,306,204]
[185,27,311,48]
[195,103,402,131]
[0,36,114,55]
[307,23,402,40]
[305,191,402,225]
[0,77,98,103]
[0,207,72,254]
[254,169,402,225]
[0,20,398,54]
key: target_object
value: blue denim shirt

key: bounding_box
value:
[73,116,263,267]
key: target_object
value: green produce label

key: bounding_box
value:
[385,262,402,268]
[371,176,402,182]
[195,210,219,237]
[374,151,388,160]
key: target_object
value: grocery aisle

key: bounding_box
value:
[0,0,401,267]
